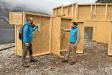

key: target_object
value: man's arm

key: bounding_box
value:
[32,25,38,31]
[61,27,70,32]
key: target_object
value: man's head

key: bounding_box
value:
[27,17,33,24]
[71,22,78,28]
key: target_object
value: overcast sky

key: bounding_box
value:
[0,0,97,14]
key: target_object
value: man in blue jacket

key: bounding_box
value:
[61,22,80,65]
[22,18,38,67]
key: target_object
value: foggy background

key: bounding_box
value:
[0,0,96,44]
[0,0,96,14]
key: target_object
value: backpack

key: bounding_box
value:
[19,25,27,41]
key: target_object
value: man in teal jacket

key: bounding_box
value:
[61,22,80,65]
[22,18,38,67]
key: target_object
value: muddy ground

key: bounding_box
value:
[0,41,112,75]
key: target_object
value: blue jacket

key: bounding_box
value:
[22,22,38,43]
[69,27,79,43]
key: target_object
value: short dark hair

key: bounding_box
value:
[26,17,33,22]
[72,22,78,26]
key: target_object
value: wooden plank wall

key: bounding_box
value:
[60,18,71,51]
[95,5,106,20]
[53,3,112,21]
[63,5,73,18]
[51,17,84,56]
[16,25,23,55]
[53,3,112,44]
[84,21,110,43]
[9,12,23,25]
[51,17,61,56]
[15,13,51,56]
[78,5,91,20]
[107,5,112,20]
[84,21,97,42]
[95,21,110,43]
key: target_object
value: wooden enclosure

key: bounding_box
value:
[53,3,112,21]
[9,12,84,57]
[51,17,84,56]
[84,21,110,43]
[53,4,112,42]
[9,3,112,56]
[9,12,51,56]
[53,3,112,56]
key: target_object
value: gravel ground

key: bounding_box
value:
[0,41,112,75]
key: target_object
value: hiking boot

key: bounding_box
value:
[69,61,76,65]
[30,59,37,62]
[61,59,68,62]
[22,63,29,68]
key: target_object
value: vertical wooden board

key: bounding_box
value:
[105,22,111,43]
[107,22,112,55]
[51,17,61,56]
[74,4,78,21]
[107,5,112,20]
[57,7,62,16]
[53,9,58,16]
[78,5,91,20]
[72,4,76,19]
[76,22,84,53]
[91,5,96,19]
[9,12,23,25]
[84,21,110,43]
[16,26,23,56]
[26,14,50,56]
[95,22,108,43]
[15,25,17,54]
[63,5,73,18]
[15,13,51,56]
[96,5,106,20]
[68,6,73,18]
[60,19,72,51]
[104,22,111,43]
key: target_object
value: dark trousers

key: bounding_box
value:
[22,43,33,64]
[64,43,77,62]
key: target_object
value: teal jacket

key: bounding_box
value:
[69,27,79,43]
[22,22,38,43]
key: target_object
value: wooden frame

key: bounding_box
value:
[53,3,112,56]
[107,21,112,55]
[9,3,112,57]
[53,3,112,21]
[51,17,84,57]
[53,3,112,44]
[9,12,51,56]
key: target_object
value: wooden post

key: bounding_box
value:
[51,17,61,56]
[108,21,112,55]
[76,22,84,53]
[72,4,75,19]
[105,4,108,20]
[49,17,53,53]
[90,4,93,20]
[61,6,64,16]
[15,25,17,55]
[75,4,78,21]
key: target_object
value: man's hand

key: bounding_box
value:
[25,43,30,46]
[74,43,77,47]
